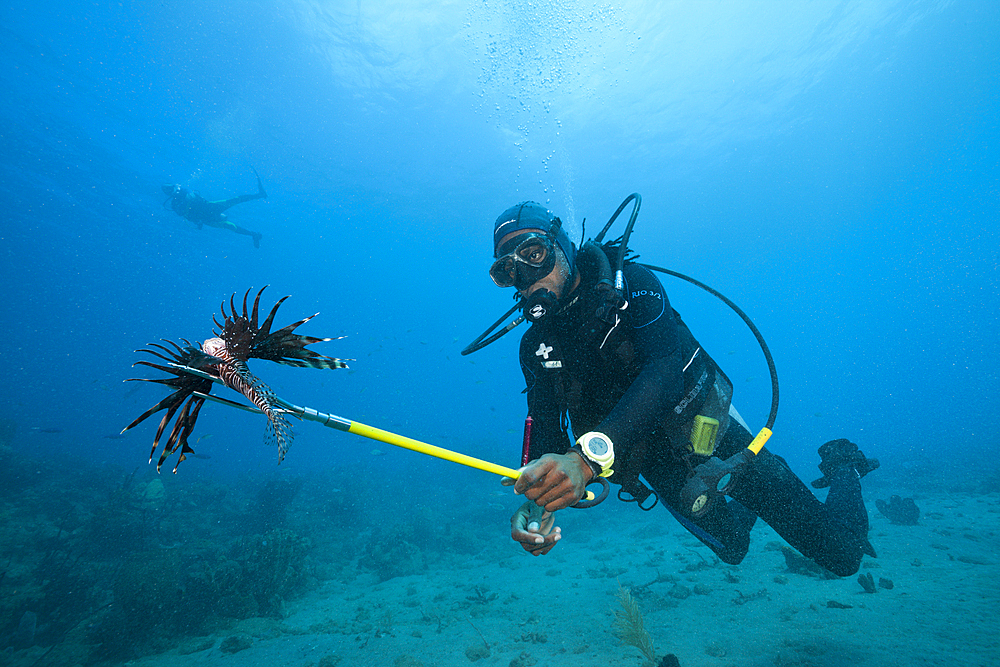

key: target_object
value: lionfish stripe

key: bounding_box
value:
[277,358,348,369]
[220,361,275,417]
[270,313,319,338]
[213,352,295,459]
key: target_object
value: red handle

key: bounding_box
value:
[521,415,533,466]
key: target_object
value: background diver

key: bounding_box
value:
[162,168,267,248]
[483,200,879,577]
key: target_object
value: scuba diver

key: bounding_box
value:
[477,199,879,576]
[162,168,266,248]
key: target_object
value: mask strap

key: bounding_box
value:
[546,216,564,241]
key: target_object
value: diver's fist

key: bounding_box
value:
[510,501,560,555]
[507,452,589,512]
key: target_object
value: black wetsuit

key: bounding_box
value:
[168,187,263,225]
[520,260,871,576]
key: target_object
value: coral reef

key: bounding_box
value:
[876,495,920,525]
[0,443,323,666]
[857,572,877,593]
[253,477,305,532]
[88,527,310,661]
[779,546,838,579]
[359,523,428,581]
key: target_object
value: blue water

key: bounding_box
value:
[0,0,997,661]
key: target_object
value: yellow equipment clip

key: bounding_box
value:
[690,415,720,456]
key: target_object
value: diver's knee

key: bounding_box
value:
[826,558,861,578]
[818,540,867,577]
[716,547,748,566]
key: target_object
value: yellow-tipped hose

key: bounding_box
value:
[748,427,772,455]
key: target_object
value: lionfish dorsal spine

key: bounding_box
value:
[258,295,290,336]
[250,285,269,330]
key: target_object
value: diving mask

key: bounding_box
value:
[489,234,556,290]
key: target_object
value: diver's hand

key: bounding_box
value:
[509,501,560,555]
[501,452,590,512]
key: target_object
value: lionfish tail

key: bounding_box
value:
[222,359,295,462]
[265,411,295,463]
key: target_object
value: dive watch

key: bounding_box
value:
[577,431,615,477]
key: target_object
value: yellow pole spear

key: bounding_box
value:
[176,362,520,479]
[180,363,607,505]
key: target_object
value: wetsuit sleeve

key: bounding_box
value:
[520,333,571,462]
[594,265,689,449]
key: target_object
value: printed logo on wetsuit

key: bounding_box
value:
[631,289,662,300]
[536,343,562,368]
[674,369,708,414]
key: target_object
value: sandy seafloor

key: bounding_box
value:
[15,488,993,667]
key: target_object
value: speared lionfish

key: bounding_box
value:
[122,286,348,472]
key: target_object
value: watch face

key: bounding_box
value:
[588,437,609,457]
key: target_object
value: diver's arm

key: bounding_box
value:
[502,332,585,514]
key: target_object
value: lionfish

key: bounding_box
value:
[122,286,348,472]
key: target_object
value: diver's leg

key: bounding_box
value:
[825,467,869,537]
[223,221,262,247]
[212,174,267,212]
[728,442,871,577]
[252,167,267,198]
[213,191,266,213]
[644,448,755,565]
[658,498,753,564]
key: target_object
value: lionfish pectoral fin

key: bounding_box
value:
[187,349,226,369]
[125,339,215,472]
[150,402,184,466]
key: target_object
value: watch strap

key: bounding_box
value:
[570,445,602,481]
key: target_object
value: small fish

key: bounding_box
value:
[371,449,386,457]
